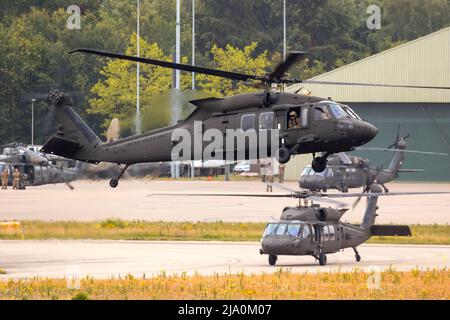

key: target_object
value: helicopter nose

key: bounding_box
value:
[366,122,378,141]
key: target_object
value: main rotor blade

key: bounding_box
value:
[70,48,261,83]
[269,51,306,81]
[147,193,291,198]
[325,191,450,198]
[301,80,450,90]
[355,147,448,156]
[273,183,297,193]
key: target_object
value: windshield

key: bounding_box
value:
[263,223,278,236]
[343,106,361,120]
[302,167,313,176]
[328,103,349,119]
[287,224,301,236]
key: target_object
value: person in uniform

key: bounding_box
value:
[1,168,9,190]
[266,174,274,192]
[288,111,301,128]
[12,169,21,190]
[278,163,285,183]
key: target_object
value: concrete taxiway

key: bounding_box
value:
[0,180,449,224]
[0,240,449,279]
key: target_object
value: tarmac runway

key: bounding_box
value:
[0,180,450,224]
[0,240,449,279]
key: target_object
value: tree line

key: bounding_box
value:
[0,0,449,143]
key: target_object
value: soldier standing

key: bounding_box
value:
[12,169,21,190]
[278,163,285,183]
[1,168,9,190]
[266,174,274,192]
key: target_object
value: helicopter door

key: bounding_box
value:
[259,112,274,156]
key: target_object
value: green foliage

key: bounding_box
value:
[71,292,89,300]
[197,42,271,97]
[0,0,449,143]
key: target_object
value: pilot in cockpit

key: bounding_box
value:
[288,111,301,129]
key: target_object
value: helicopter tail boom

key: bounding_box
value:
[41,90,103,164]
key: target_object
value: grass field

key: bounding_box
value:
[0,220,449,244]
[0,268,448,299]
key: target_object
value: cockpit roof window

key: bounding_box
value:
[343,106,361,120]
[328,103,349,119]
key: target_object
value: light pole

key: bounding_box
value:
[31,99,36,146]
[136,0,141,134]
[283,0,286,60]
[192,0,195,90]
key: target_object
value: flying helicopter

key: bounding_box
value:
[0,144,80,189]
[299,130,447,193]
[41,49,449,188]
[149,185,450,266]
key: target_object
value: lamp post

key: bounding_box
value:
[283,0,286,60]
[136,0,141,134]
[192,0,195,90]
[31,98,36,146]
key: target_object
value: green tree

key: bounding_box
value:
[88,34,191,135]
[196,42,271,97]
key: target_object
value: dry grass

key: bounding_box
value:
[0,220,449,244]
[0,268,448,300]
[0,220,265,241]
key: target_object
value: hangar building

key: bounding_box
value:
[286,27,450,181]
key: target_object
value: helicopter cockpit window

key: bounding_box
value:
[287,223,301,237]
[326,168,334,178]
[287,108,301,129]
[328,225,336,241]
[343,106,361,120]
[302,224,311,239]
[301,108,309,127]
[302,167,313,176]
[241,114,256,131]
[314,105,332,121]
[276,223,288,235]
[321,225,330,242]
[328,103,349,119]
[263,223,278,236]
[259,112,274,130]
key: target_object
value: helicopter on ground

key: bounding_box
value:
[40,48,448,188]
[0,144,80,189]
[299,130,447,193]
[149,185,450,266]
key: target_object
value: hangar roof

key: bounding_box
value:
[287,27,450,103]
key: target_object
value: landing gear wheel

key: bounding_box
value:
[268,255,277,266]
[352,247,361,262]
[109,179,119,188]
[312,156,327,173]
[108,164,131,188]
[318,253,327,266]
[276,147,291,164]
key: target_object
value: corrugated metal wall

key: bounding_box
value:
[285,154,312,181]
[349,103,450,181]
[288,27,450,103]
